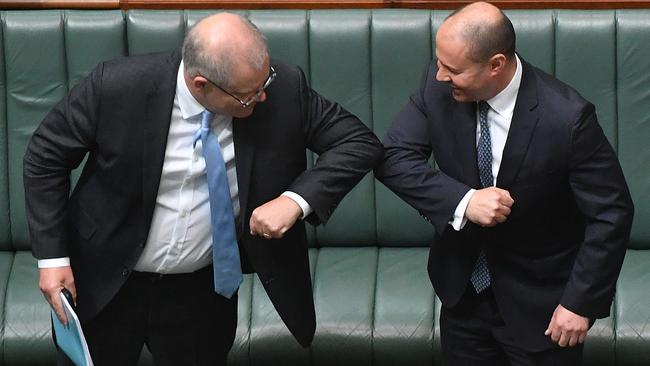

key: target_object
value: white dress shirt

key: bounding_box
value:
[133,61,239,273]
[39,61,312,272]
[450,55,523,231]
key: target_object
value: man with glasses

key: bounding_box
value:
[198,65,276,109]
[24,13,382,366]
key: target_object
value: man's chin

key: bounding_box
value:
[451,89,469,102]
[234,108,255,119]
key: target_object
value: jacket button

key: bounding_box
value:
[122,267,129,277]
[139,242,145,248]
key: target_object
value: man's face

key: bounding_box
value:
[201,58,271,119]
[434,31,493,102]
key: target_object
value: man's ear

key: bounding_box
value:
[488,54,507,75]
[191,75,208,90]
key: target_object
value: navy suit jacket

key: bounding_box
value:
[376,58,634,351]
[24,50,383,347]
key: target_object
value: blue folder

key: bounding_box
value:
[51,291,94,366]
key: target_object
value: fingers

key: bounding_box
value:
[249,196,302,239]
[545,304,590,348]
[578,332,587,344]
[39,267,75,325]
[249,212,287,239]
[496,189,514,207]
[466,187,515,227]
[67,283,78,304]
[545,324,561,343]
[552,328,582,348]
[557,331,570,347]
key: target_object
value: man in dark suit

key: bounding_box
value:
[376,2,634,364]
[24,13,382,366]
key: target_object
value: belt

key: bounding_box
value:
[131,265,212,282]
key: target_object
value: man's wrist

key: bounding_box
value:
[281,191,313,219]
[38,257,71,268]
[449,189,475,231]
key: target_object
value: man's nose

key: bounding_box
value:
[436,68,450,82]
[257,90,267,103]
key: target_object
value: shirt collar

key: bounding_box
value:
[486,54,522,119]
[176,60,205,120]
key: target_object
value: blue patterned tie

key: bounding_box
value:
[193,110,242,298]
[470,101,492,293]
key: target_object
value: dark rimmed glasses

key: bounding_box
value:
[200,66,276,108]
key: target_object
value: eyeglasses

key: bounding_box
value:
[199,66,276,108]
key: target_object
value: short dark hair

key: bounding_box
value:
[447,6,516,63]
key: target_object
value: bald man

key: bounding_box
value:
[376,2,633,364]
[25,13,382,366]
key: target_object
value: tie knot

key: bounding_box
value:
[478,101,490,115]
[193,110,214,148]
[201,109,214,130]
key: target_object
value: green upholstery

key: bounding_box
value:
[0,14,9,252]
[3,252,54,366]
[616,250,650,365]
[617,11,650,250]
[504,10,554,74]
[371,10,434,247]
[373,248,434,366]
[556,11,617,143]
[0,252,13,366]
[0,9,648,365]
[310,11,377,247]
[4,11,68,251]
[127,10,185,55]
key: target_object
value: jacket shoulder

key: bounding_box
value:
[526,62,590,109]
[97,51,180,92]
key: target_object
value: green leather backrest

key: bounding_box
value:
[4,11,68,251]
[0,9,648,250]
[617,11,650,249]
[0,14,9,251]
[372,10,435,246]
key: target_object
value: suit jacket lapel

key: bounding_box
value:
[142,52,181,232]
[496,61,540,189]
[233,116,256,238]
[453,101,481,188]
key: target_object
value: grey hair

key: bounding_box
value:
[182,14,268,90]
[447,5,516,63]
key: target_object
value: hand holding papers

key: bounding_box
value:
[51,289,94,366]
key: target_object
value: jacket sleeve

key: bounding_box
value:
[286,66,384,225]
[560,103,634,319]
[23,63,102,259]
[374,63,471,235]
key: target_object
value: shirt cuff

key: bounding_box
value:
[282,191,313,220]
[38,257,71,268]
[449,189,475,231]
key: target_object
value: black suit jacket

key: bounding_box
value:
[376,58,634,351]
[24,50,382,347]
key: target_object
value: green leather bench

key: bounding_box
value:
[0,8,648,366]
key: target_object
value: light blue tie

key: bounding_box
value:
[470,101,492,293]
[193,110,242,298]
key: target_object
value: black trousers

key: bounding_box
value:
[440,286,583,366]
[56,266,237,366]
